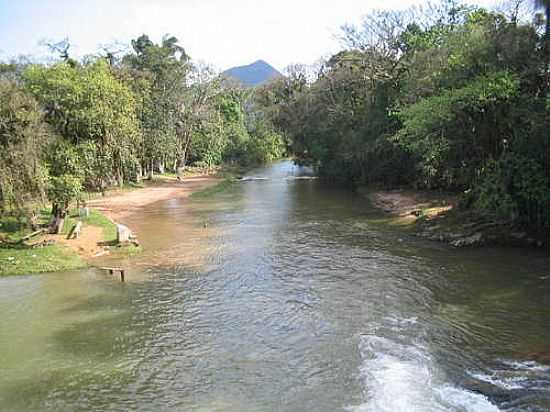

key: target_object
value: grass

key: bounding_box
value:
[78,209,117,242]
[36,207,117,242]
[189,177,237,199]
[0,207,120,277]
[0,164,247,276]
[0,244,85,277]
[0,216,31,243]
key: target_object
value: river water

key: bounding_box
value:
[1,160,550,411]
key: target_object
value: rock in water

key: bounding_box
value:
[450,232,483,248]
[117,224,132,243]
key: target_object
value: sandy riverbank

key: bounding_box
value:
[88,174,220,222]
[53,174,220,260]
[367,189,456,223]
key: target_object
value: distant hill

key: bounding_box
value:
[222,60,282,87]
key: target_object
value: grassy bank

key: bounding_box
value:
[0,163,246,276]
[0,244,85,277]
[0,208,119,277]
[189,177,237,199]
[188,163,249,199]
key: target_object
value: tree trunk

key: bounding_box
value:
[49,203,67,234]
[148,159,154,180]
[180,131,192,169]
[29,211,39,231]
[117,168,124,187]
[157,160,165,174]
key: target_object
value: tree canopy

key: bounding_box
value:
[260,2,550,228]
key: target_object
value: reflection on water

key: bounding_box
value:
[1,160,550,411]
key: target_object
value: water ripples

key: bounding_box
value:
[2,161,550,411]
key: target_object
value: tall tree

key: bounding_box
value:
[0,80,51,217]
[123,34,190,177]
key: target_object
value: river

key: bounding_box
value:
[1,160,550,411]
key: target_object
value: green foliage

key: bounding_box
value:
[395,72,519,188]
[81,209,117,241]
[239,117,286,165]
[0,80,51,214]
[474,154,550,225]
[45,140,84,211]
[23,60,141,189]
[123,34,189,174]
[189,178,237,199]
[0,31,285,236]
[262,2,550,229]
[0,207,118,276]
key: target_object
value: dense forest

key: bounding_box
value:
[0,35,285,232]
[257,0,550,230]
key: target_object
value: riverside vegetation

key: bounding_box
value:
[0,35,285,275]
[2,0,550,276]
[256,0,550,246]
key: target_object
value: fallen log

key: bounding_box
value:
[19,229,44,243]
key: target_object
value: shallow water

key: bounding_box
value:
[1,160,550,411]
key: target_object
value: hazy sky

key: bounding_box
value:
[1,0,497,72]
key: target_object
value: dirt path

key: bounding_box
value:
[46,174,220,260]
[44,225,106,259]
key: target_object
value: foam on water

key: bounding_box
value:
[469,359,550,392]
[239,176,270,181]
[346,335,501,412]
[469,372,527,391]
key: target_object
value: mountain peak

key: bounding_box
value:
[222,60,282,87]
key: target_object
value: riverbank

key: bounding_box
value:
[0,172,223,276]
[365,188,547,249]
[88,173,221,222]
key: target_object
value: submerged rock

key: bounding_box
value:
[450,232,483,248]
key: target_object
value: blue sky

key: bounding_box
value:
[1,0,498,72]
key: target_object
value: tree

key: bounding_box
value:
[174,63,221,169]
[46,140,84,233]
[0,80,51,218]
[23,59,141,190]
[122,34,190,177]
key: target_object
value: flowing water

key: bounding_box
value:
[1,160,550,411]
